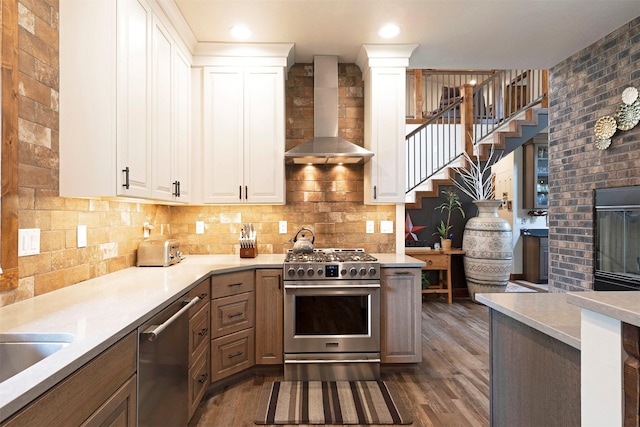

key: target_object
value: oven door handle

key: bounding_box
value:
[284,358,381,364]
[284,284,380,290]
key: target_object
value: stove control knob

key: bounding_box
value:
[307,268,315,276]
[317,268,324,276]
[297,268,305,277]
[287,268,296,277]
[340,268,347,276]
[349,267,357,276]
[368,267,377,276]
[358,267,366,276]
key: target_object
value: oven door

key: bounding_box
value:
[283,281,380,354]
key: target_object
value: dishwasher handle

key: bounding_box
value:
[142,296,201,342]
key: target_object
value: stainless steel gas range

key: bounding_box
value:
[283,249,381,381]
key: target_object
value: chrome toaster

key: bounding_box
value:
[137,239,182,267]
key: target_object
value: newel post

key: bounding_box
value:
[460,83,475,157]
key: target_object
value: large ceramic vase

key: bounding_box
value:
[462,200,513,302]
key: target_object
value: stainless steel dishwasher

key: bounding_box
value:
[138,295,201,427]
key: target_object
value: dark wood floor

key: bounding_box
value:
[190,299,490,427]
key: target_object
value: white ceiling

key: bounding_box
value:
[174,0,640,69]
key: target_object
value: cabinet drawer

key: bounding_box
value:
[211,292,254,338]
[189,303,210,362]
[211,270,254,298]
[188,349,209,420]
[187,278,211,318]
[211,328,255,382]
[414,254,448,270]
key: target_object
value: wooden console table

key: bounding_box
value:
[405,248,465,304]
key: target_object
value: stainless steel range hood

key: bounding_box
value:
[285,56,374,165]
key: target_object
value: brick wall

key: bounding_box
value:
[547,16,640,291]
[1,3,394,307]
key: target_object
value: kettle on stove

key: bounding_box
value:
[291,227,315,254]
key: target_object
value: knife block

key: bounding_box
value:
[240,243,258,258]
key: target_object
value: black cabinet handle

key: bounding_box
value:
[228,351,243,359]
[244,185,248,200]
[198,373,208,384]
[228,312,244,319]
[172,181,179,197]
[239,185,242,200]
[374,185,377,199]
[198,328,208,337]
[122,167,130,189]
[228,282,243,287]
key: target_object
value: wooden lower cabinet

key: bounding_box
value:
[255,269,283,364]
[211,328,255,381]
[188,278,211,421]
[3,332,137,427]
[210,271,255,383]
[380,267,422,363]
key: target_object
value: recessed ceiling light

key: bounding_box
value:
[378,24,400,39]
[230,25,252,40]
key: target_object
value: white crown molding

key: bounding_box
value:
[356,44,418,76]
[192,43,295,69]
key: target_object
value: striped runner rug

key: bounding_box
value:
[254,380,412,425]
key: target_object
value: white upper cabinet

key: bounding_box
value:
[60,0,191,201]
[356,44,417,204]
[201,66,285,204]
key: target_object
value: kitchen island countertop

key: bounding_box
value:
[0,253,423,422]
[475,292,582,350]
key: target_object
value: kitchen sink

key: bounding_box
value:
[0,333,75,383]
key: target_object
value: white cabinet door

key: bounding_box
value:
[150,15,174,201]
[173,48,192,202]
[116,0,152,198]
[364,67,406,204]
[243,67,285,203]
[202,67,244,204]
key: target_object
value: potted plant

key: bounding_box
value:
[432,189,464,250]
[452,144,513,302]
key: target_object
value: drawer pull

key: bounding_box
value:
[198,328,208,337]
[199,293,208,299]
[228,351,243,359]
[228,282,243,287]
[427,260,433,265]
[198,373,208,384]
[394,271,412,275]
[228,312,244,319]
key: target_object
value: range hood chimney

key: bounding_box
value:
[284,56,374,164]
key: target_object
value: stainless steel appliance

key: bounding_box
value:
[283,248,381,381]
[137,239,183,267]
[138,295,202,427]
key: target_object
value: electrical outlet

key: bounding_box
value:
[366,220,374,234]
[196,221,205,235]
[279,221,287,234]
[18,228,40,256]
[77,225,87,248]
[380,220,394,234]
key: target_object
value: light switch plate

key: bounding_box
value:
[380,220,394,234]
[18,228,40,256]
[366,220,374,234]
[195,221,205,235]
[279,221,287,234]
[77,225,87,248]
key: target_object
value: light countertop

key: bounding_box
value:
[565,291,640,328]
[475,292,582,350]
[0,253,423,421]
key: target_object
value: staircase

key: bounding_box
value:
[405,68,548,209]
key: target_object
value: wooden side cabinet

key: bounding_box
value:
[523,236,548,284]
[3,332,137,427]
[187,278,211,421]
[380,267,422,364]
[255,269,283,365]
